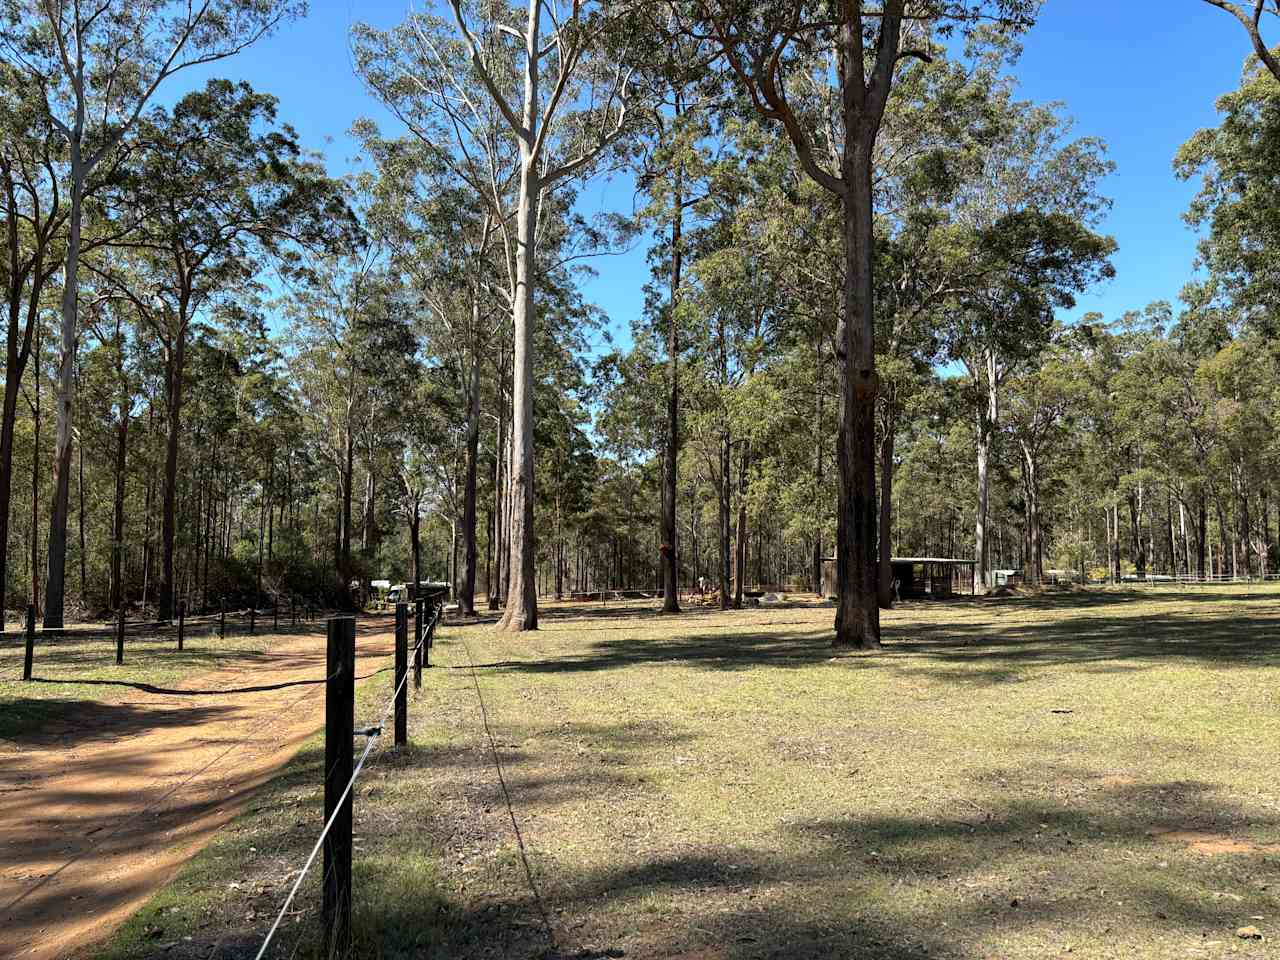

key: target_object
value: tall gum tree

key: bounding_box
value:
[357,0,640,631]
[0,0,303,627]
[684,0,1037,648]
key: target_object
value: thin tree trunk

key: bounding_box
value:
[660,129,684,614]
[877,397,896,608]
[44,141,85,629]
[460,341,481,616]
[158,326,187,622]
[733,442,749,609]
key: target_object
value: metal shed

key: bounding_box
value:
[821,557,977,599]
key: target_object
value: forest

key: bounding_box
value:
[1,0,1277,647]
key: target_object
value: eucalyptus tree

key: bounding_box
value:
[940,95,1114,589]
[355,0,643,631]
[682,0,1038,647]
[0,63,66,620]
[1203,0,1279,81]
[356,129,504,617]
[1002,340,1084,582]
[1176,55,1280,332]
[0,0,302,627]
[94,80,348,621]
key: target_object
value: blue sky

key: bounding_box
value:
[174,0,1255,351]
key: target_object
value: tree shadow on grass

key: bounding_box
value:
[460,591,1280,682]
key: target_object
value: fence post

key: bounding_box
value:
[274,596,279,631]
[395,602,408,747]
[219,597,226,639]
[177,601,185,651]
[413,598,423,690]
[22,604,35,681]
[249,605,256,635]
[291,595,296,626]
[115,605,126,665]
[423,596,441,668]
[323,616,355,959]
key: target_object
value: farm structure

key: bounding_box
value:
[821,557,977,600]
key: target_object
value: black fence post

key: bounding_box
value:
[323,616,355,959]
[413,598,423,690]
[22,604,35,681]
[291,595,296,627]
[249,605,256,635]
[424,596,441,669]
[395,602,408,747]
[274,597,279,631]
[116,605,126,665]
[219,597,226,639]
[177,601,185,651]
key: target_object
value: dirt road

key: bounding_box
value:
[0,616,398,960]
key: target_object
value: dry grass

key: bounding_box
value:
[90,587,1280,959]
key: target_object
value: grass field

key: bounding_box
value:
[89,587,1280,959]
[0,616,277,742]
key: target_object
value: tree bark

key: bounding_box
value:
[718,433,731,610]
[661,132,684,614]
[158,326,187,622]
[44,149,84,629]
[974,352,997,592]
[498,121,541,631]
[460,337,481,616]
[877,396,896,608]
[733,442,749,608]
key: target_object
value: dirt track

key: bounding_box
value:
[0,616,398,960]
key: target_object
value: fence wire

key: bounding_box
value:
[253,605,438,959]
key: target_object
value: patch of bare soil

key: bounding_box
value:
[1148,827,1280,856]
[0,615,397,960]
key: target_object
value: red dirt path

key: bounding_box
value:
[0,615,399,960]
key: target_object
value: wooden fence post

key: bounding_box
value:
[413,598,423,690]
[116,606,126,665]
[22,604,35,681]
[323,616,355,958]
[291,595,296,626]
[177,601,185,651]
[274,596,279,631]
[218,597,226,639]
[249,605,256,635]
[395,603,408,747]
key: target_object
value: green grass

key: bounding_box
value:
[88,587,1280,959]
[0,618,279,742]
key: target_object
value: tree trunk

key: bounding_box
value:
[812,338,824,594]
[830,122,882,649]
[733,442,749,609]
[660,139,683,615]
[877,398,896,608]
[44,143,85,629]
[158,327,187,622]
[489,355,506,611]
[498,144,540,631]
[460,342,481,616]
[110,412,128,611]
[974,352,997,593]
[718,433,731,610]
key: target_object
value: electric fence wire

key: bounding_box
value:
[459,632,560,957]
[253,607,438,959]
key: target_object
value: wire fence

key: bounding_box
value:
[253,595,444,959]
